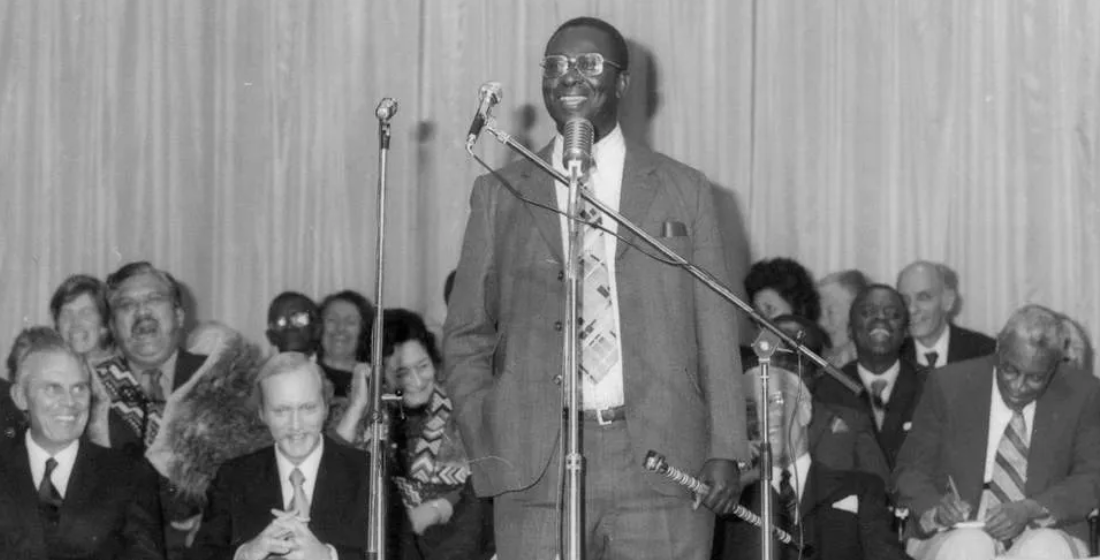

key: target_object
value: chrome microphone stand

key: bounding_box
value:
[751,330,780,560]
[366,97,397,560]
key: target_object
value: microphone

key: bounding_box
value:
[375,98,398,122]
[465,82,503,150]
[562,117,594,174]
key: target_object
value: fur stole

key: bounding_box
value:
[145,333,272,503]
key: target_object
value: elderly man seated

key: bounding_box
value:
[0,327,164,559]
[894,304,1100,559]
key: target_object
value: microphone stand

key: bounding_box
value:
[480,121,862,396]
[562,158,585,560]
[751,331,779,560]
[366,98,396,560]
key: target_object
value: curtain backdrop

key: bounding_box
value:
[1,0,1097,368]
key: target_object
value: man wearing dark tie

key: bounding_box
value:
[896,261,995,370]
[0,327,165,559]
[713,361,910,560]
[894,304,1100,559]
[188,352,370,560]
[813,284,924,469]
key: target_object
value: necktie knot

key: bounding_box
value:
[38,457,62,506]
[870,379,888,409]
[778,466,798,526]
[44,457,58,476]
[142,368,165,403]
[290,467,305,487]
[924,351,940,368]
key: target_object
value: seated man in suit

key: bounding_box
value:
[894,304,1100,560]
[188,352,370,560]
[0,327,164,559]
[896,261,995,370]
[713,360,910,560]
[814,284,924,469]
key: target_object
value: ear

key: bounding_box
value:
[10,381,27,412]
[175,306,186,329]
[616,71,630,99]
[797,397,813,428]
[941,289,958,315]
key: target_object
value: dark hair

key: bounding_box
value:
[772,314,830,357]
[744,258,821,322]
[549,17,630,71]
[380,308,442,366]
[848,283,910,327]
[318,290,376,362]
[6,327,73,385]
[105,261,183,309]
[267,291,319,323]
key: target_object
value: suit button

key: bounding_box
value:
[554,321,563,331]
[553,375,562,385]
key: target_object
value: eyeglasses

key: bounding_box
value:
[540,53,622,79]
[269,311,313,331]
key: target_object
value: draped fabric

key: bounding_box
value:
[1,1,1097,370]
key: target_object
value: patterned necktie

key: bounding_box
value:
[142,368,166,403]
[778,467,799,526]
[870,379,888,429]
[981,410,1029,550]
[38,457,62,507]
[924,351,940,369]
[578,199,620,384]
[288,468,309,517]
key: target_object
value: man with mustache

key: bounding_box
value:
[895,305,1100,559]
[813,284,924,469]
[444,16,748,560]
[94,261,209,559]
[188,352,370,560]
[896,261,995,370]
[0,327,164,559]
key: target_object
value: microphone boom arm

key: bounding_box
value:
[480,122,861,395]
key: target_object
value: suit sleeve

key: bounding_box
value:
[187,465,237,560]
[121,458,167,560]
[892,371,948,523]
[689,174,749,463]
[442,177,500,454]
[855,473,913,560]
[1032,379,1100,524]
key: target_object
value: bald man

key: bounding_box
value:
[896,261,994,370]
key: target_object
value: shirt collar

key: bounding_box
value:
[774,452,813,501]
[857,359,902,398]
[552,123,625,173]
[274,436,325,484]
[25,430,79,463]
[914,324,951,358]
[130,348,179,379]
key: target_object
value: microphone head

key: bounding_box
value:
[479,81,504,104]
[562,118,594,173]
[375,97,398,121]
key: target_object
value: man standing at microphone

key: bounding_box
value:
[443,16,749,560]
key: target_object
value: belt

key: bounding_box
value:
[574,405,627,426]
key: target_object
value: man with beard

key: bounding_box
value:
[265,292,322,355]
[813,284,923,469]
[0,327,164,559]
[444,16,748,560]
[188,352,370,560]
[895,305,1100,559]
[896,261,995,370]
[94,261,208,559]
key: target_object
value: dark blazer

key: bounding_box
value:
[713,462,910,560]
[809,401,891,485]
[0,377,26,442]
[900,324,996,368]
[188,438,371,560]
[443,139,748,497]
[894,356,1100,542]
[0,437,165,560]
[813,360,924,470]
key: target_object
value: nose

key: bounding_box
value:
[289,409,302,430]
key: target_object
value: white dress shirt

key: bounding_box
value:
[773,452,813,506]
[274,438,325,511]
[914,326,950,368]
[857,360,902,404]
[26,432,80,498]
[132,349,179,398]
[983,371,1036,482]
[553,124,627,410]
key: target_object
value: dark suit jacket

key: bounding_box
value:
[0,437,165,560]
[188,438,371,560]
[813,360,924,470]
[900,324,996,368]
[713,462,910,560]
[107,349,208,453]
[0,377,26,442]
[893,356,1100,542]
[809,401,891,485]
[443,139,748,497]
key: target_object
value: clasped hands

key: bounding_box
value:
[932,493,1045,541]
[236,509,330,560]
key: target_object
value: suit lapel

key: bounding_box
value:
[614,141,659,260]
[1027,370,1069,496]
[517,143,565,263]
[880,362,916,444]
[1,440,47,553]
[173,349,205,390]
[309,441,352,538]
[58,441,97,530]
[956,360,994,507]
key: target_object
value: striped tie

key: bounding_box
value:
[578,200,619,384]
[981,409,1029,550]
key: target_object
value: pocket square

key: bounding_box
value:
[661,220,687,237]
[903,421,912,432]
[831,494,859,514]
[830,417,850,434]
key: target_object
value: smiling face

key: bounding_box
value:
[385,340,438,409]
[110,272,183,369]
[57,292,109,356]
[259,366,327,465]
[12,350,90,454]
[541,25,629,139]
[897,264,956,345]
[850,287,908,359]
[321,299,364,363]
